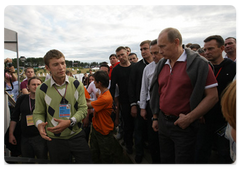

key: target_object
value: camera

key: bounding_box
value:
[6,62,13,68]
[5,62,13,73]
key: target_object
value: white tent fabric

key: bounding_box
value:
[4,28,18,52]
[4,28,20,90]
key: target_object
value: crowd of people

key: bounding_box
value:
[4,27,236,164]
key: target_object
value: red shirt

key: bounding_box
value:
[20,79,28,90]
[158,55,217,117]
[109,62,120,80]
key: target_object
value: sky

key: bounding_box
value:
[3,3,237,64]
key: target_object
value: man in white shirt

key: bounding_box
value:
[139,39,163,163]
[87,63,119,125]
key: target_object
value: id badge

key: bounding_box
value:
[59,104,71,117]
[26,115,34,126]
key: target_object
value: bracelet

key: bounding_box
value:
[152,117,158,121]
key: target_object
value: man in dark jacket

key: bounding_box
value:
[195,35,236,163]
[128,40,152,163]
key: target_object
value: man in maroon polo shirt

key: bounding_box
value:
[20,67,35,94]
[150,27,219,163]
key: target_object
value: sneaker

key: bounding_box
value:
[135,155,143,163]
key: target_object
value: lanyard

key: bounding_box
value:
[53,83,68,103]
[215,67,222,79]
[29,95,35,112]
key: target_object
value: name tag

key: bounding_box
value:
[59,104,71,117]
[26,115,34,126]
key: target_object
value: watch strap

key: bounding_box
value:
[152,117,158,121]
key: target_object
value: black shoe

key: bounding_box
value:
[135,155,143,163]
[126,147,133,154]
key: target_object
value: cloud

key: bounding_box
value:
[4,5,236,63]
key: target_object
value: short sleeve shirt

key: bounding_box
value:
[20,79,28,90]
[91,90,114,135]
[84,86,91,100]
[158,51,218,116]
[87,81,100,101]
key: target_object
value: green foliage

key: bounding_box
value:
[11,57,101,68]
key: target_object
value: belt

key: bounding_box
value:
[161,111,178,121]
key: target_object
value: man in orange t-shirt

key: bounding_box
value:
[87,70,114,163]
[84,86,91,100]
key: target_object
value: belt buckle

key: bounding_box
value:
[164,114,177,121]
[164,115,170,120]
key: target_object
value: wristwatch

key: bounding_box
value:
[69,118,76,127]
[152,117,158,121]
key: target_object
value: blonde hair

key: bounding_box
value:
[221,80,236,129]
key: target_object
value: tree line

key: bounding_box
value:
[10,57,100,68]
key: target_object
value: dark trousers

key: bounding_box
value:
[146,102,161,163]
[134,105,147,156]
[21,135,48,160]
[195,123,232,163]
[47,130,92,163]
[82,113,93,143]
[90,127,114,163]
[158,111,198,163]
[120,103,134,149]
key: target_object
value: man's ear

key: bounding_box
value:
[45,65,50,72]
[174,38,180,46]
[220,45,225,52]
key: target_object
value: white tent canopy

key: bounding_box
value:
[4,28,18,52]
[4,28,20,89]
